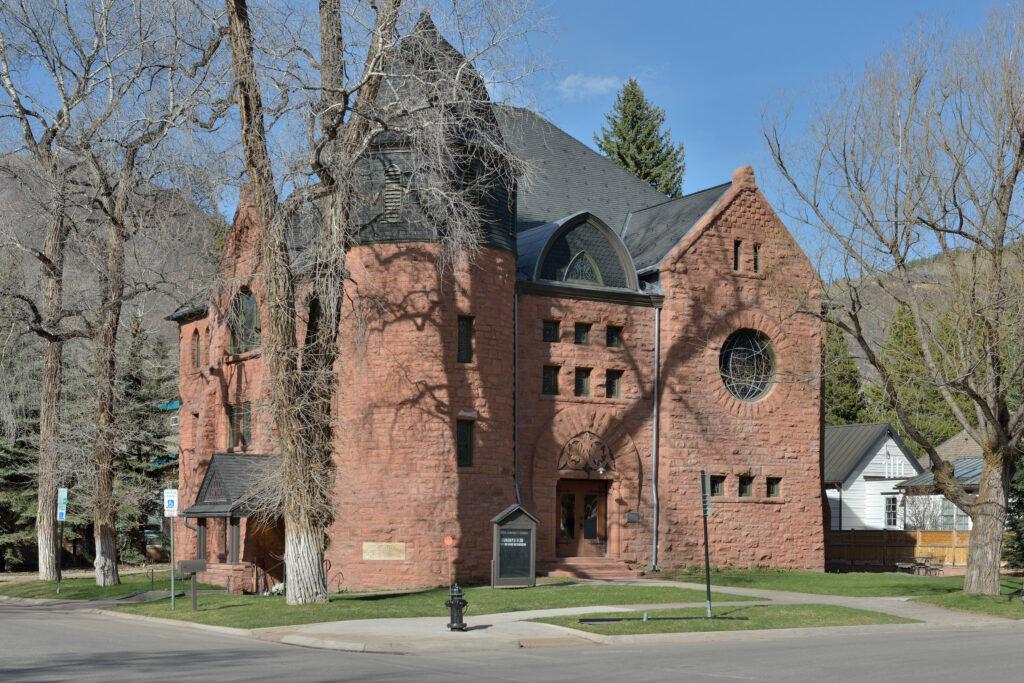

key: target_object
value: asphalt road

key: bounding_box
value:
[1,601,1021,682]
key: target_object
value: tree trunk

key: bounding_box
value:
[963,452,1011,595]
[35,189,69,582]
[284,513,327,604]
[35,340,62,581]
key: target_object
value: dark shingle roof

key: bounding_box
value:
[897,457,983,492]
[622,182,732,272]
[496,106,667,233]
[166,291,209,323]
[184,453,279,517]
[823,422,908,483]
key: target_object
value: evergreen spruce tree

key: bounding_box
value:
[863,306,962,460]
[595,78,686,197]
[113,313,177,564]
[824,324,867,425]
[1004,458,1024,569]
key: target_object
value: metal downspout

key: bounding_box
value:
[651,305,662,571]
[513,288,522,504]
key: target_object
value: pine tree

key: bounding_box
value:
[863,306,962,460]
[824,324,867,425]
[112,313,178,564]
[595,78,686,197]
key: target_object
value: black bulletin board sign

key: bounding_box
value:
[491,504,538,588]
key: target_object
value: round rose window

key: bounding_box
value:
[719,329,775,401]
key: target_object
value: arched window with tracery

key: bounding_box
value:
[229,289,261,354]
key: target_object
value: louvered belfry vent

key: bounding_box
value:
[383,165,404,223]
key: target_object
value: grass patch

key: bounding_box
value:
[662,567,978,597]
[113,583,758,629]
[536,604,916,635]
[915,578,1024,619]
[0,572,216,601]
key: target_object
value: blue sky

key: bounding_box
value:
[526,0,997,199]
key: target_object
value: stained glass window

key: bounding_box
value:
[719,329,775,401]
[564,250,603,285]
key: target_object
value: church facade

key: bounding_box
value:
[168,20,826,592]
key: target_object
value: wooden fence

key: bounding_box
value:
[825,529,970,568]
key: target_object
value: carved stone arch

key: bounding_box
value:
[526,405,645,561]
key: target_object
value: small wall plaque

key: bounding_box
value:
[625,512,641,523]
[362,542,406,561]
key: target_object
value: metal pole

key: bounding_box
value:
[700,470,712,618]
[56,520,64,595]
[651,305,661,571]
[170,522,175,610]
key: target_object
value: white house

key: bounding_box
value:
[824,423,924,530]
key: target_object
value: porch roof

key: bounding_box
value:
[896,457,983,494]
[183,453,280,518]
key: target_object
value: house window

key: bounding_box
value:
[885,495,899,528]
[606,325,623,348]
[574,368,591,397]
[739,475,754,498]
[605,369,623,398]
[192,329,201,369]
[227,402,252,449]
[383,164,403,223]
[229,290,261,354]
[733,239,742,271]
[457,316,474,363]
[709,475,726,497]
[456,419,474,467]
[543,320,560,342]
[766,477,782,498]
[752,243,761,273]
[574,322,591,345]
[542,365,560,395]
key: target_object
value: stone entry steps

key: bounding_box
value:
[539,556,641,580]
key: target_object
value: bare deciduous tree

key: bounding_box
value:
[1,0,228,584]
[766,8,1024,594]
[222,0,533,604]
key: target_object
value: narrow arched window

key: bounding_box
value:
[383,164,403,223]
[229,290,261,354]
[192,329,201,369]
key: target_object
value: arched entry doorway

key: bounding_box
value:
[527,407,644,564]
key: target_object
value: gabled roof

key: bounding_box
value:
[823,422,917,483]
[491,503,539,525]
[621,182,732,273]
[897,457,983,492]
[183,453,279,518]
[496,106,667,233]
[934,430,983,461]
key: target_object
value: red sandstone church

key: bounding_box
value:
[168,20,826,592]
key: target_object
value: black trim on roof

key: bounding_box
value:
[183,453,279,518]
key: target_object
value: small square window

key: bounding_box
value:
[574,367,591,397]
[542,365,560,395]
[542,320,560,343]
[606,325,623,348]
[709,475,726,497]
[733,239,742,271]
[457,316,474,363]
[739,475,754,498]
[766,477,782,498]
[574,322,591,345]
[456,419,474,468]
[752,243,761,273]
[605,369,623,398]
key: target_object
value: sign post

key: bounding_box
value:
[163,489,178,610]
[699,471,713,618]
[55,488,68,594]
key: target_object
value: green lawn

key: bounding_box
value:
[536,604,916,636]
[0,571,215,601]
[663,567,977,597]
[914,578,1024,619]
[113,583,759,629]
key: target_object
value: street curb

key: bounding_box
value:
[91,608,255,638]
[0,595,65,606]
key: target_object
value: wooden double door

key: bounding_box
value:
[556,479,608,557]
